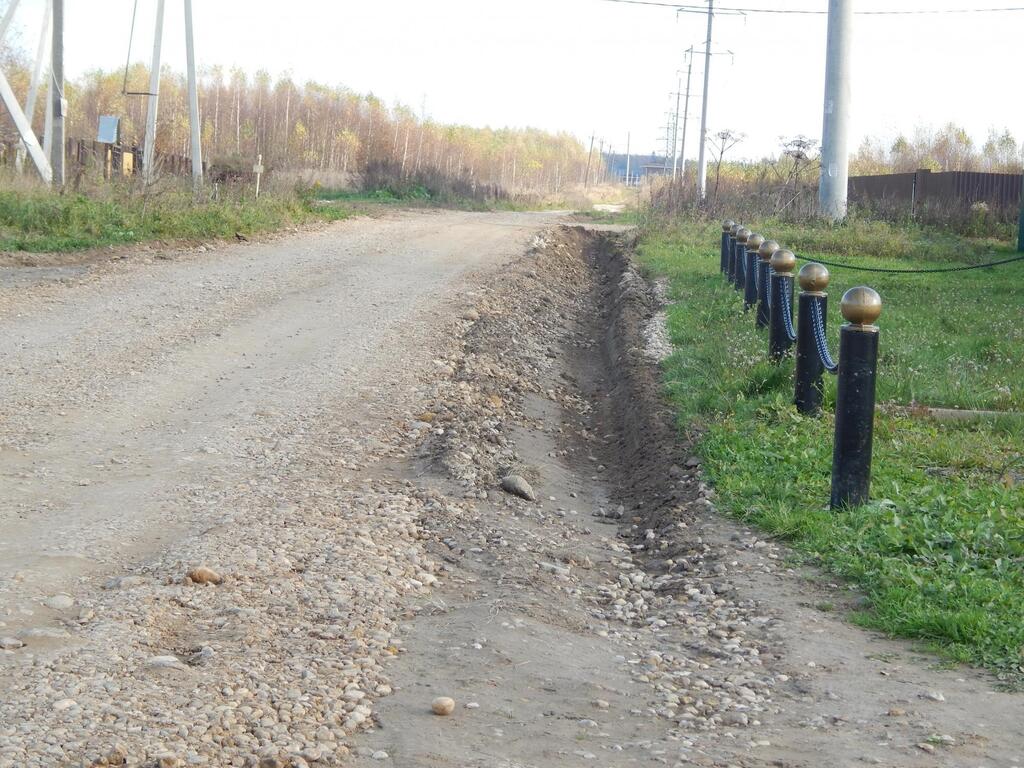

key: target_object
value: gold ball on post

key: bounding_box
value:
[729,222,740,235]
[736,227,751,243]
[746,233,765,252]
[758,239,779,260]
[840,286,883,326]
[798,262,830,292]
[722,219,736,232]
[769,248,796,274]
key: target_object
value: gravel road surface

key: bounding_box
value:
[1,212,1020,768]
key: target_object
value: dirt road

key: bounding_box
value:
[1,212,1020,767]
[0,210,557,620]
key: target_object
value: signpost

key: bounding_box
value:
[254,154,264,199]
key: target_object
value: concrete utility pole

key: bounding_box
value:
[818,0,852,221]
[696,0,714,199]
[671,76,682,180]
[184,0,203,197]
[624,132,631,185]
[1018,174,1024,251]
[49,0,63,186]
[143,0,166,185]
[679,47,694,185]
[663,119,672,172]
[583,133,595,189]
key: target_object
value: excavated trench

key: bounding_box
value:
[350,224,1024,768]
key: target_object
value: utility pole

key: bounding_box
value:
[679,47,694,186]
[624,132,631,185]
[184,0,203,198]
[663,120,672,172]
[696,0,714,199]
[1017,174,1024,251]
[818,0,852,221]
[143,0,166,185]
[671,76,682,180]
[583,133,595,189]
[49,0,63,187]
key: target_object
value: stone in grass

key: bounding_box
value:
[186,566,223,585]
[500,475,536,502]
[431,696,456,716]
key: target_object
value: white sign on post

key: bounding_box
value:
[254,154,263,199]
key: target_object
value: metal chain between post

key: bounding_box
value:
[811,301,839,374]
[780,281,797,342]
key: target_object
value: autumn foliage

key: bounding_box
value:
[0,59,594,196]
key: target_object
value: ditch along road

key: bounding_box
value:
[0,210,1020,768]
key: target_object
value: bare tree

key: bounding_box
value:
[708,129,744,205]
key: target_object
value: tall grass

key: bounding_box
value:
[0,177,350,253]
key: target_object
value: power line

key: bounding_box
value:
[599,0,1024,15]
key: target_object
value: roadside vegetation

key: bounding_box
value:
[0,180,354,253]
[637,217,1024,681]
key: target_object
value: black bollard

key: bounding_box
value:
[768,249,796,360]
[726,223,740,277]
[737,232,761,293]
[731,227,750,284]
[794,263,829,415]
[830,287,883,509]
[752,239,777,319]
[721,220,735,274]
[741,234,765,303]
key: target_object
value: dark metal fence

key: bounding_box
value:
[720,221,881,509]
[849,169,1022,214]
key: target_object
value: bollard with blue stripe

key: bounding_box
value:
[768,249,796,360]
[733,230,757,292]
[755,239,778,328]
[721,220,735,274]
[746,236,772,312]
[731,227,750,284]
[830,287,882,509]
[794,263,829,414]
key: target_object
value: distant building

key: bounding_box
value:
[603,152,677,184]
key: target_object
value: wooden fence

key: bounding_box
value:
[849,169,1022,214]
[0,138,201,180]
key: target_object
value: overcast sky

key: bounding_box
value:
[5,0,1022,161]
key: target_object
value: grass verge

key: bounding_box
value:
[638,219,1024,683]
[0,185,353,253]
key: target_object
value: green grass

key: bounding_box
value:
[638,219,1024,682]
[651,219,1023,412]
[0,186,353,253]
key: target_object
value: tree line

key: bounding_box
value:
[0,55,595,194]
[851,123,1023,176]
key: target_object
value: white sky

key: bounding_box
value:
[5,0,1022,161]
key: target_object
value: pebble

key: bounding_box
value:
[44,594,75,610]
[431,696,456,715]
[186,565,223,585]
[500,474,537,501]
